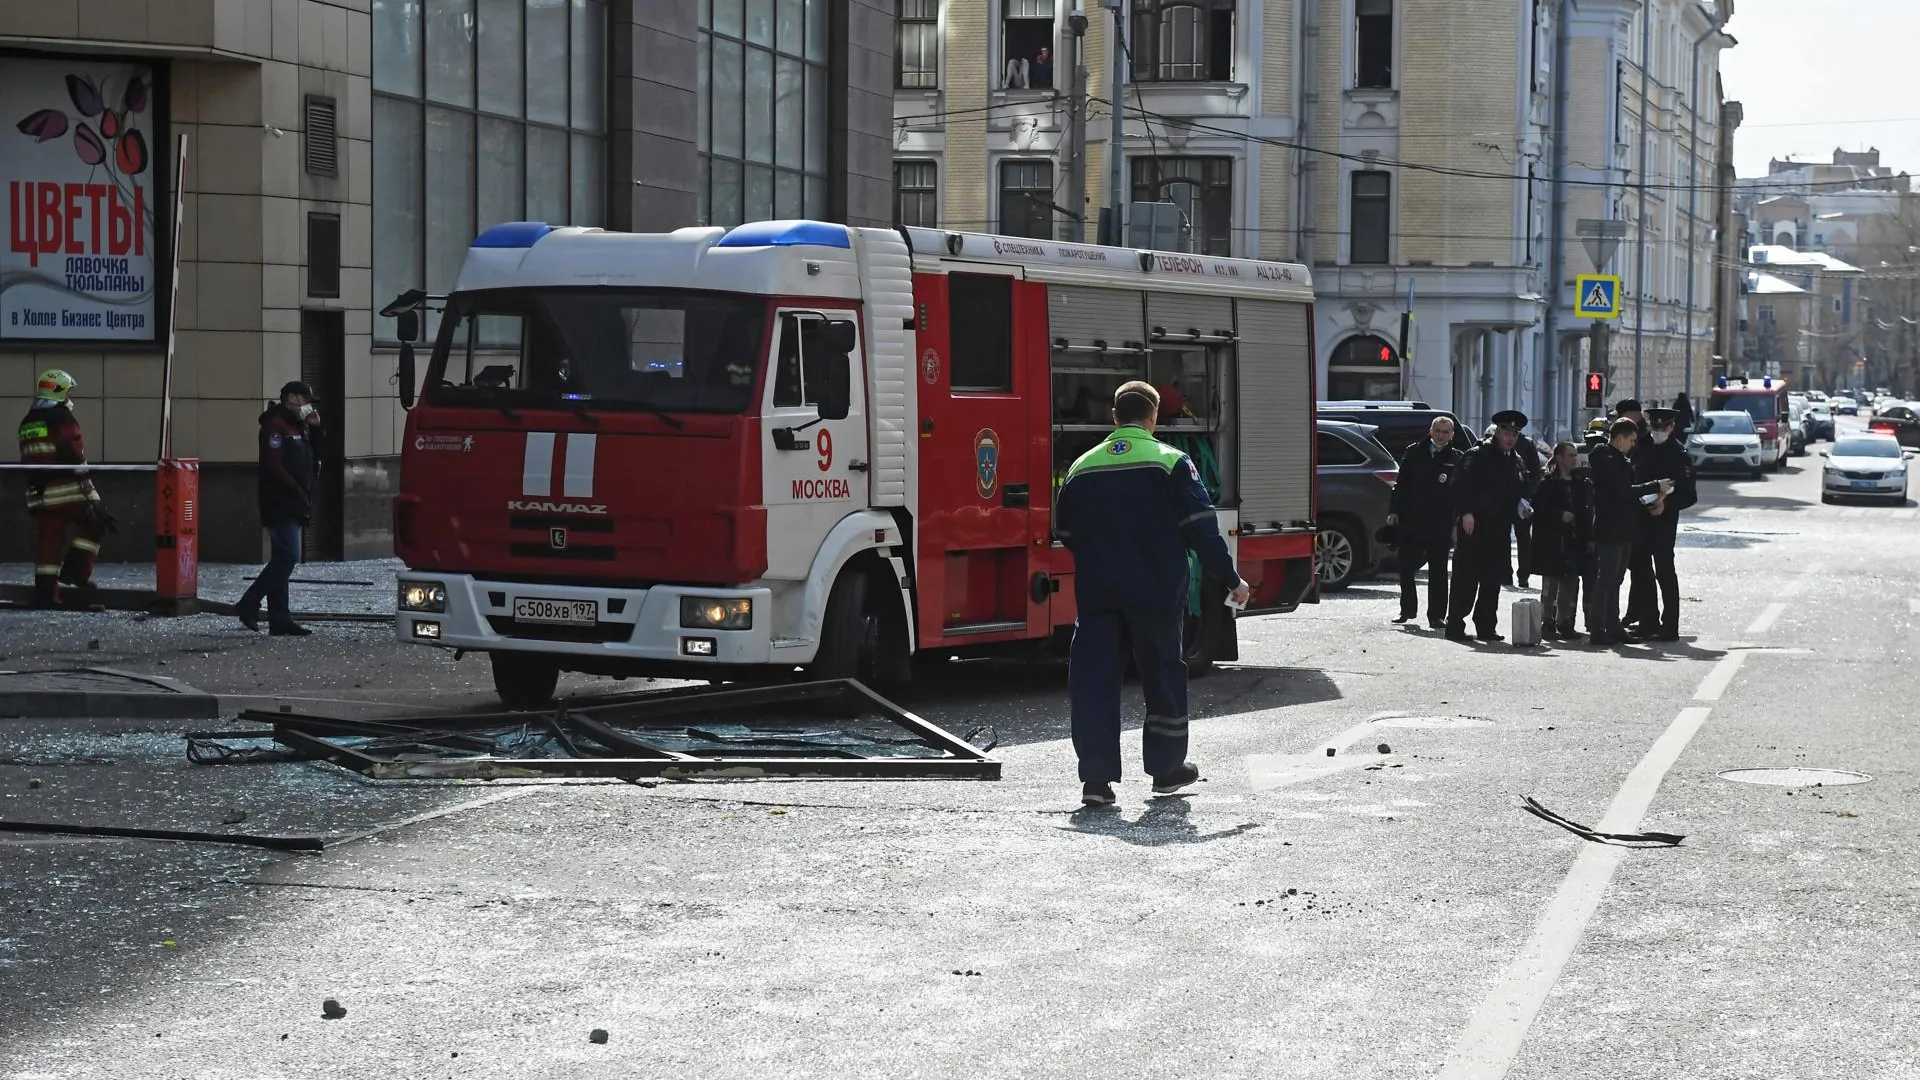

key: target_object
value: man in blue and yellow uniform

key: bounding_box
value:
[1055,381,1251,807]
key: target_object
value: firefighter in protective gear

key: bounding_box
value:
[1053,381,1251,807]
[18,370,107,608]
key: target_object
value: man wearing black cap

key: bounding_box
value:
[1623,406,1696,639]
[235,381,326,635]
[1445,409,1532,642]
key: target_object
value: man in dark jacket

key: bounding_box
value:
[1624,407,1697,639]
[235,381,326,635]
[1586,418,1668,646]
[1387,415,1464,628]
[1055,381,1250,807]
[1511,428,1544,588]
[1445,409,1532,642]
[1529,441,1590,640]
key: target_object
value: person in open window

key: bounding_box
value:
[1030,47,1053,89]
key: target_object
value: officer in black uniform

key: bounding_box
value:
[1387,415,1464,628]
[1446,409,1532,642]
[1623,406,1696,640]
[1511,423,1544,588]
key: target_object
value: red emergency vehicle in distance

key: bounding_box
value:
[387,219,1319,707]
[1707,374,1792,472]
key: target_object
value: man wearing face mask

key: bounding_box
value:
[235,381,326,635]
[1623,407,1695,640]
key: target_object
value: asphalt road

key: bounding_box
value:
[2,418,1917,1079]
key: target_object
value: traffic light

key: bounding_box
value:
[1584,371,1606,409]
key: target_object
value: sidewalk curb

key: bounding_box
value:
[0,667,221,721]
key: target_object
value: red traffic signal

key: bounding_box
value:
[1583,371,1606,408]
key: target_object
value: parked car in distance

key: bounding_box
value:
[1821,433,1910,504]
[1687,410,1766,479]
[1832,398,1860,416]
[1316,401,1480,458]
[1868,402,1920,452]
[1314,420,1398,592]
[1806,405,1834,441]
[1788,413,1809,456]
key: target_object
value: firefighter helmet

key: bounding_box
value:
[35,369,75,404]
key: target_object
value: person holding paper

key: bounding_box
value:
[1586,418,1668,646]
[1054,381,1250,807]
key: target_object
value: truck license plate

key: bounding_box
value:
[513,598,598,626]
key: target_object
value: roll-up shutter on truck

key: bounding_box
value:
[1235,299,1313,530]
[1047,286,1146,347]
[1146,292,1234,339]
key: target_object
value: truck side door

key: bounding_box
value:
[762,310,870,581]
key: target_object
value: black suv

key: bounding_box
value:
[1315,420,1399,591]
[1317,401,1480,458]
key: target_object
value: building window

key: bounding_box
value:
[1355,0,1392,89]
[1130,157,1233,256]
[1326,333,1401,400]
[894,161,939,228]
[1349,170,1391,264]
[698,0,830,227]
[1002,0,1055,90]
[999,160,1055,239]
[373,0,607,341]
[898,0,938,89]
[1132,0,1234,83]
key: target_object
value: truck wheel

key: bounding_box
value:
[811,571,877,685]
[490,652,560,709]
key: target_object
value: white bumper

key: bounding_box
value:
[394,574,778,664]
[1822,470,1907,496]
[1690,446,1762,470]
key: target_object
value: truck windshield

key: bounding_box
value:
[1707,392,1778,422]
[423,288,767,414]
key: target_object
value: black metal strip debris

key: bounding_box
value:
[1520,796,1685,847]
[192,679,1003,782]
[0,818,326,852]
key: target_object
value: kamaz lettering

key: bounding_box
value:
[506,500,609,515]
[792,478,852,500]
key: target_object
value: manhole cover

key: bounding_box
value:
[1718,768,1873,787]
[1370,715,1495,729]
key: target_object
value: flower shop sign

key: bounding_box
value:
[3,57,160,343]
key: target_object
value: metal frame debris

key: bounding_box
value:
[203,679,1001,782]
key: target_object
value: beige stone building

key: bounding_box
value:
[891,0,1300,258]
[1,0,896,563]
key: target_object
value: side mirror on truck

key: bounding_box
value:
[395,310,420,410]
[817,320,855,421]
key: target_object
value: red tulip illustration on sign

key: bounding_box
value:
[12,68,151,179]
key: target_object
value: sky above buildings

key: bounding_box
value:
[1719,0,1920,178]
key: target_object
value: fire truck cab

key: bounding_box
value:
[390,220,1318,706]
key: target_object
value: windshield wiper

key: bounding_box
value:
[626,401,684,430]
[559,395,603,428]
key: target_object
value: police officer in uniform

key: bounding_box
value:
[1387,415,1464,628]
[235,381,326,635]
[17,370,109,608]
[1623,407,1696,640]
[1511,422,1544,588]
[1055,381,1250,807]
[1445,409,1532,642]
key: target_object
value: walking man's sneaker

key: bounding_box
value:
[1081,781,1117,807]
[1150,761,1201,794]
[236,607,260,632]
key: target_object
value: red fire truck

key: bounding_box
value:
[1707,374,1791,472]
[386,220,1319,706]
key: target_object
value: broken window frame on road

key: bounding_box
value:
[204,680,1002,782]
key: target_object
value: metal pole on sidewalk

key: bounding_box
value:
[1683,13,1725,405]
[1061,6,1089,243]
[1631,4,1651,399]
[1101,0,1126,246]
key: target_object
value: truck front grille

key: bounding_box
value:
[485,617,635,643]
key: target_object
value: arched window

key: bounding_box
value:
[1327,333,1401,400]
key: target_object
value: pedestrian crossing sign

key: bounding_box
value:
[1574,274,1622,319]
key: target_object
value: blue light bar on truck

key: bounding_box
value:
[716,220,851,249]
[473,222,555,248]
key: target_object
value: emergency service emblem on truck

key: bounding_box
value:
[385,218,1318,708]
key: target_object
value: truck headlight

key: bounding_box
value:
[680,596,752,630]
[399,581,447,612]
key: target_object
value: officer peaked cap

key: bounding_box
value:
[1491,409,1528,430]
[1646,407,1679,425]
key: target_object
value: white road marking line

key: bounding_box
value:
[1434,708,1712,1080]
[1694,650,1749,703]
[1745,602,1786,635]
[1245,720,1388,791]
[1777,578,1808,598]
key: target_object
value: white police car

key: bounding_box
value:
[1820,432,1911,505]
